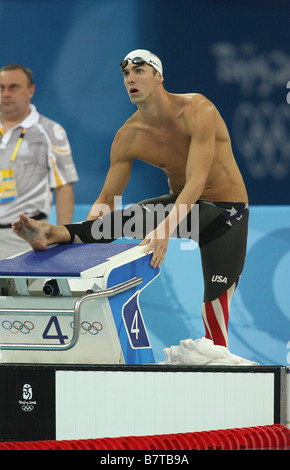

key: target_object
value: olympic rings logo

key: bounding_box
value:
[70,321,103,335]
[2,320,34,334]
[22,404,34,412]
[80,321,103,335]
[232,102,290,179]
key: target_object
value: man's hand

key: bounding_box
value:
[139,226,169,268]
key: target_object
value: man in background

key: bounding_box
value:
[0,64,79,259]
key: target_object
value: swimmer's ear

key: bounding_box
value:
[157,73,164,84]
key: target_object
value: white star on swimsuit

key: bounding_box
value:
[226,206,238,217]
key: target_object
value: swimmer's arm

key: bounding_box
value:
[173,98,216,213]
[87,132,133,220]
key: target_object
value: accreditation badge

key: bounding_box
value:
[0,168,18,203]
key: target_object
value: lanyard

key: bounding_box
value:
[10,128,26,162]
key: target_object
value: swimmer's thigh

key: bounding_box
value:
[200,210,249,302]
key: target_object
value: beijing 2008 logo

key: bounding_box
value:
[18,384,37,412]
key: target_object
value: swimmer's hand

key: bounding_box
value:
[139,227,169,269]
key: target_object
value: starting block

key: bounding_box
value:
[0,242,159,365]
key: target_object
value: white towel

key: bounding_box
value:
[159,337,259,366]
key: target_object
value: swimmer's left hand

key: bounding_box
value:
[139,228,169,268]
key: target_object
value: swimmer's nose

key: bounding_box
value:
[127,72,136,83]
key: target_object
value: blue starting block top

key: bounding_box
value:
[0,241,158,365]
[0,242,141,278]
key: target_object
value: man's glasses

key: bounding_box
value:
[120,57,149,70]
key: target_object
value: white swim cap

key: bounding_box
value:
[120,49,163,76]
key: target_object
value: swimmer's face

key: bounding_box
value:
[121,63,163,103]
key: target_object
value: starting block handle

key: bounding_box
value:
[0,276,143,351]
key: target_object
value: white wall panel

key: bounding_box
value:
[55,368,277,440]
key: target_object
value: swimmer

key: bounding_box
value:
[13,49,249,348]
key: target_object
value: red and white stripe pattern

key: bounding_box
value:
[201,283,236,347]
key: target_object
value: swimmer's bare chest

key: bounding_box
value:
[133,125,191,192]
[127,123,247,202]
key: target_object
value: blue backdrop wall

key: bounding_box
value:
[0,0,289,205]
[1,0,289,366]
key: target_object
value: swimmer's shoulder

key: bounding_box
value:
[172,93,216,134]
[116,111,142,136]
[110,112,142,159]
[176,93,231,143]
[172,92,216,119]
[171,92,212,105]
[181,93,215,112]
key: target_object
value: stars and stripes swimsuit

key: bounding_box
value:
[65,196,249,348]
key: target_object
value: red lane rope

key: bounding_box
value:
[0,424,289,450]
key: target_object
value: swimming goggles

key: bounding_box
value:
[120,57,152,70]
